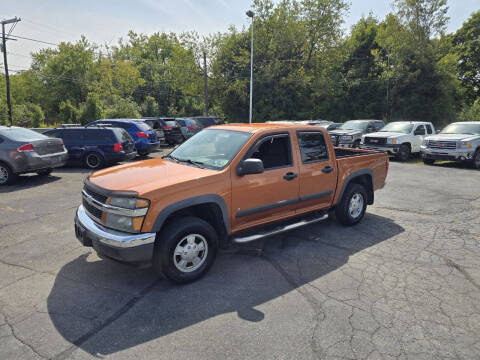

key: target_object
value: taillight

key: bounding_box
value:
[187,126,196,130]
[18,144,34,151]
[136,132,148,138]
[113,143,123,152]
[163,126,172,130]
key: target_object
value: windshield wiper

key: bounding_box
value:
[163,154,180,162]
[176,158,205,168]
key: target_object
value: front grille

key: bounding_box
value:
[83,199,102,220]
[364,137,387,146]
[427,140,456,150]
[83,186,107,204]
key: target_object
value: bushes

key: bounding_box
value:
[458,100,480,122]
[12,103,45,127]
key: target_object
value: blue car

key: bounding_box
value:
[88,119,160,156]
[43,126,137,169]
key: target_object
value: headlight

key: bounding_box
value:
[387,138,398,144]
[422,139,428,146]
[458,141,472,149]
[105,197,150,233]
[340,135,353,142]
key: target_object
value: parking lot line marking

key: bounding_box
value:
[0,206,25,213]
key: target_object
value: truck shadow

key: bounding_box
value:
[47,213,404,356]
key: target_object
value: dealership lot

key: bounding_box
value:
[0,152,479,360]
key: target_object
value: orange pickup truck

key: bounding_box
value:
[75,123,388,283]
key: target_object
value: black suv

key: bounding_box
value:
[191,116,223,128]
[44,126,136,169]
[143,117,183,146]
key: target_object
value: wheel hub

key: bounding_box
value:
[349,193,364,219]
[173,234,208,273]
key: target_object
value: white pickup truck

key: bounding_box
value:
[360,121,435,161]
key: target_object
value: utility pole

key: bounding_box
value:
[1,17,21,126]
[386,54,390,122]
[203,52,208,116]
[246,10,254,124]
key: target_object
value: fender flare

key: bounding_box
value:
[151,194,229,233]
[336,169,374,205]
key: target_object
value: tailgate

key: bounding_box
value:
[32,138,64,155]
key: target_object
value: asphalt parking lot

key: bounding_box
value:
[0,151,479,360]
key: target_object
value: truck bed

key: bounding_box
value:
[334,147,384,159]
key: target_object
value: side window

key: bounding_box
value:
[58,130,80,144]
[297,132,329,163]
[44,130,59,138]
[414,125,426,135]
[426,124,433,134]
[375,122,384,131]
[249,135,292,170]
[176,120,186,127]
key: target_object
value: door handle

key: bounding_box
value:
[283,172,298,181]
[322,166,334,174]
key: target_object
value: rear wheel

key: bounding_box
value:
[37,168,53,176]
[0,162,16,185]
[396,144,410,161]
[335,183,368,226]
[473,149,480,169]
[423,159,435,165]
[83,152,104,170]
[137,149,150,157]
[153,216,218,284]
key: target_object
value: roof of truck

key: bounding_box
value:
[210,122,321,133]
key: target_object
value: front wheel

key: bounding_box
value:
[396,144,410,161]
[153,216,218,284]
[335,183,367,226]
[83,152,105,170]
[423,159,435,165]
[472,149,480,169]
[137,149,150,157]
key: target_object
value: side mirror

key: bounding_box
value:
[237,158,264,176]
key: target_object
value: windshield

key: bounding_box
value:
[379,123,414,134]
[339,121,368,131]
[1,127,47,141]
[441,123,480,135]
[167,129,252,170]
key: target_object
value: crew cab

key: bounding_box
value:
[74,123,389,283]
[421,121,480,168]
[329,120,385,148]
[360,121,435,161]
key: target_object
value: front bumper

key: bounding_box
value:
[420,147,474,161]
[360,144,400,154]
[74,205,156,263]
[15,150,68,174]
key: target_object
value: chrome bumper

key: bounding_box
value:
[420,147,474,160]
[75,205,156,249]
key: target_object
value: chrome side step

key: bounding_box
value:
[232,213,329,243]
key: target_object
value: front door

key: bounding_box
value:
[231,132,299,232]
[295,131,337,215]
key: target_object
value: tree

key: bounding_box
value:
[141,96,159,116]
[104,95,141,118]
[12,103,45,127]
[79,94,104,125]
[458,99,480,121]
[453,11,480,103]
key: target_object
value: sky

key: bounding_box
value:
[1,0,479,71]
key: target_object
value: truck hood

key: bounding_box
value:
[365,131,407,139]
[425,133,479,141]
[329,129,362,136]
[87,158,218,195]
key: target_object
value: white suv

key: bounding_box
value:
[360,121,435,161]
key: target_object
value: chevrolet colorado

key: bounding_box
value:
[75,123,389,283]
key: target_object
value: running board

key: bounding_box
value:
[232,213,329,243]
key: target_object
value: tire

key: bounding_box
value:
[37,168,53,176]
[83,152,105,170]
[472,149,480,170]
[352,140,361,148]
[396,144,411,161]
[153,216,218,284]
[335,183,368,226]
[0,162,16,185]
[423,159,435,165]
[137,150,150,157]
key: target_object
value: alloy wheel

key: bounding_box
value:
[0,165,8,184]
[173,234,208,273]
[348,193,364,219]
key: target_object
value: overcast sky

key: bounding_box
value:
[1,0,479,70]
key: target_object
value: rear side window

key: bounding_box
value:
[165,121,178,127]
[176,119,186,126]
[297,132,329,163]
[112,128,133,142]
[415,125,426,135]
[57,130,81,144]
[249,134,292,170]
[146,120,159,129]
[84,129,114,143]
[135,122,152,131]
[426,124,433,134]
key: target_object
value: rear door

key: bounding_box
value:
[295,131,337,214]
[231,132,299,232]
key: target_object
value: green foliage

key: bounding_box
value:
[79,94,104,125]
[59,100,80,124]
[103,95,141,118]
[12,103,45,127]
[141,96,159,117]
[458,100,480,122]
